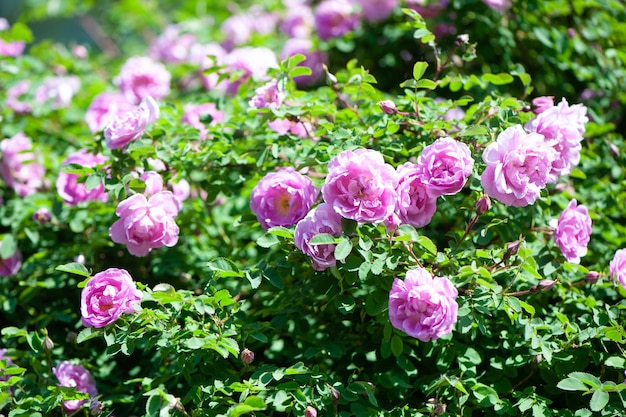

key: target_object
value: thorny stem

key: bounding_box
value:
[402,242,424,268]
[453,214,479,252]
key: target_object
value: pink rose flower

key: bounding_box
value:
[190,42,227,91]
[250,168,318,230]
[267,118,312,138]
[109,191,181,256]
[170,178,191,203]
[395,162,438,228]
[52,361,98,413]
[85,92,135,133]
[103,96,160,150]
[322,149,398,223]
[388,267,458,342]
[56,150,108,206]
[249,79,285,109]
[116,56,171,104]
[550,199,592,264]
[280,4,314,38]
[356,0,399,23]
[0,132,45,197]
[34,76,80,109]
[609,249,626,289]
[221,47,278,95]
[281,38,328,87]
[0,18,25,57]
[148,25,197,63]
[294,203,344,271]
[483,0,511,11]
[525,98,588,181]
[0,243,21,277]
[481,125,557,207]
[81,268,142,328]
[220,13,255,50]
[314,0,360,40]
[182,102,224,140]
[416,137,474,197]
[405,0,449,19]
[140,171,164,197]
[6,80,33,114]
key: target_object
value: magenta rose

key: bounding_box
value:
[85,91,135,133]
[53,361,98,413]
[0,132,45,197]
[322,149,398,224]
[250,168,318,230]
[388,267,458,342]
[481,125,557,207]
[81,268,142,328]
[357,0,399,22]
[103,96,160,150]
[56,150,108,206]
[294,203,344,271]
[416,137,474,197]
[524,98,588,181]
[395,162,438,228]
[610,249,626,289]
[550,199,592,264]
[109,191,181,256]
[314,0,360,40]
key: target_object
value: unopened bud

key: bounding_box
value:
[43,335,54,351]
[537,279,556,290]
[240,348,254,365]
[531,96,554,114]
[475,195,491,215]
[33,208,52,224]
[504,240,521,259]
[378,100,398,115]
[330,385,340,403]
[67,331,78,344]
[454,34,469,46]
[89,399,103,415]
[585,271,600,284]
[304,406,318,417]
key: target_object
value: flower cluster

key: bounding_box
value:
[81,268,142,328]
[109,191,181,256]
[388,267,459,342]
[53,361,98,413]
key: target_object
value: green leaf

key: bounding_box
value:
[1,235,17,260]
[416,236,437,255]
[413,61,428,80]
[391,335,403,357]
[605,356,626,369]
[56,262,91,278]
[256,233,280,248]
[334,238,353,261]
[472,383,499,406]
[85,174,102,191]
[289,66,313,79]
[76,327,99,344]
[458,125,488,137]
[482,73,515,85]
[416,79,437,90]
[589,389,609,412]
[309,233,338,245]
[207,257,244,278]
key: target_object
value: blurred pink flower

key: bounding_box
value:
[116,56,171,104]
[281,38,328,87]
[182,102,224,140]
[357,0,399,23]
[221,47,278,95]
[85,91,135,133]
[280,3,315,37]
[314,0,360,41]
[249,79,285,109]
[483,0,511,12]
[0,132,45,197]
[0,243,21,277]
[149,25,197,63]
[56,149,108,205]
[6,81,33,114]
[34,76,80,109]
[0,18,25,57]
[53,361,98,413]
[268,118,312,138]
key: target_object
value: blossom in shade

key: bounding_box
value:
[6,80,33,114]
[481,125,557,207]
[314,0,360,41]
[304,406,318,417]
[524,98,588,181]
[85,91,135,133]
[250,168,318,230]
[109,191,181,256]
[56,150,108,205]
[322,149,398,223]
[0,132,45,197]
[281,38,327,87]
[416,137,474,198]
[81,268,142,328]
[280,3,315,37]
[394,162,438,228]
[609,249,626,289]
[182,102,224,140]
[34,76,80,109]
[0,243,21,277]
[148,25,197,63]
[116,56,171,104]
[357,0,399,23]
[531,96,554,114]
[388,267,458,342]
[550,199,592,264]
[0,349,14,382]
[294,203,344,271]
[249,79,285,109]
[53,361,98,413]
[103,96,160,150]
[221,47,278,95]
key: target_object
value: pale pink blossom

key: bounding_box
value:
[116,56,171,104]
[249,79,285,109]
[6,81,32,114]
[268,119,312,138]
[34,76,80,109]
[0,132,45,197]
[56,150,108,205]
[103,96,160,149]
[395,162,438,228]
[221,47,278,95]
[609,249,626,289]
[314,0,360,40]
[181,102,224,140]
[85,91,135,133]
[149,25,197,63]
[550,199,592,264]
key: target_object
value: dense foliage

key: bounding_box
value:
[1,1,626,416]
